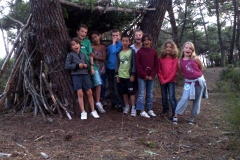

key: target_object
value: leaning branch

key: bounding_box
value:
[0,14,32,78]
[59,0,155,13]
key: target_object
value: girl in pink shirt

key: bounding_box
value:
[157,40,178,120]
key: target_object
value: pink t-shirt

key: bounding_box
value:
[180,58,202,79]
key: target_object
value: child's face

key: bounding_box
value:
[91,33,100,45]
[121,37,131,49]
[165,43,172,54]
[134,31,143,43]
[70,41,80,53]
[183,44,193,57]
[143,37,152,48]
[77,27,88,40]
[112,32,120,41]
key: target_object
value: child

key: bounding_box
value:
[76,24,106,114]
[172,41,208,125]
[115,34,136,116]
[65,38,100,120]
[130,29,143,53]
[90,31,108,107]
[136,33,159,118]
[106,29,124,111]
[157,40,178,120]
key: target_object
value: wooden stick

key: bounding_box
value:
[42,73,63,118]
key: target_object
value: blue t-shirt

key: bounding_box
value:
[106,40,122,70]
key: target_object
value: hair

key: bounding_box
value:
[89,31,100,41]
[121,33,130,41]
[68,37,80,52]
[133,29,143,36]
[181,41,196,59]
[160,39,178,59]
[111,29,120,35]
[77,24,88,31]
[141,33,153,43]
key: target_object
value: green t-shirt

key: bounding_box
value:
[119,49,131,78]
[80,38,98,70]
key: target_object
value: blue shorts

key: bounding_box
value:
[72,75,92,91]
[91,70,102,87]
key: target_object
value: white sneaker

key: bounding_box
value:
[148,110,157,117]
[81,111,87,120]
[140,111,150,118]
[123,105,129,114]
[131,107,136,117]
[90,110,100,118]
[96,102,106,113]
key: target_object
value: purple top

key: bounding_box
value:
[180,58,202,79]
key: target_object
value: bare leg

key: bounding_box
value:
[123,94,129,106]
[95,85,101,103]
[77,89,85,112]
[86,89,95,112]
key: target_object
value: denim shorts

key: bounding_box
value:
[72,74,91,91]
[91,70,102,87]
[117,78,135,95]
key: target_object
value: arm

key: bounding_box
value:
[108,40,122,54]
[65,53,78,70]
[136,51,148,79]
[178,60,183,76]
[157,58,165,84]
[195,56,203,72]
[149,51,159,79]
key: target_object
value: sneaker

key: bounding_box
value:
[123,105,130,114]
[81,111,87,120]
[148,110,157,117]
[90,110,100,118]
[140,111,150,118]
[96,102,106,113]
[189,117,194,125]
[172,117,178,124]
[130,108,136,117]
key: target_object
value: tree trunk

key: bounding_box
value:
[167,0,180,48]
[215,0,225,66]
[29,0,77,115]
[140,0,167,49]
[179,2,188,45]
[237,9,240,60]
[228,0,237,64]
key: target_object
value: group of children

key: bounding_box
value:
[65,24,208,124]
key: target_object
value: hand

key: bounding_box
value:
[145,76,149,80]
[91,69,94,75]
[148,76,153,80]
[79,63,83,68]
[116,77,120,83]
[83,64,87,68]
[130,76,135,82]
[112,37,117,44]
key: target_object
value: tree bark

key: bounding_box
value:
[140,0,167,49]
[215,0,225,66]
[29,0,77,115]
[167,0,180,48]
[228,0,237,64]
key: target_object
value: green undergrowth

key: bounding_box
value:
[216,66,240,151]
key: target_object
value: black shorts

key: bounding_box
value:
[117,78,135,95]
[72,75,91,91]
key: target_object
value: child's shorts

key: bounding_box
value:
[117,78,135,95]
[91,70,102,87]
[72,75,92,91]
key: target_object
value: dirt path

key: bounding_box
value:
[0,67,239,159]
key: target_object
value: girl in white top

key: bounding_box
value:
[130,29,143,53]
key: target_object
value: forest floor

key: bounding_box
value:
[0,67,240,160]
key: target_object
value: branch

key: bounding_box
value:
[0,27,9,56]
[4,15,24,27]
[59,0,155,13]
[0,14,32,78]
